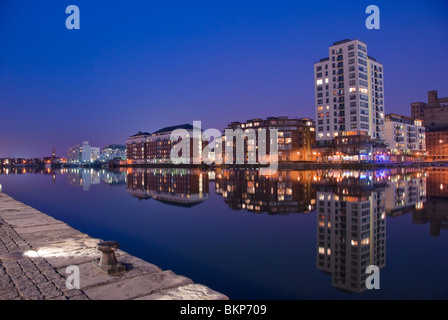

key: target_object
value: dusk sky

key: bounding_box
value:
[1,0,447,158]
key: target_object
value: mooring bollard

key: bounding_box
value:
[92,240,126,276]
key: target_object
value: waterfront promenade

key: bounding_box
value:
[0,192,228,300]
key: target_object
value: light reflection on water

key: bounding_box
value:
[0,166,447,299]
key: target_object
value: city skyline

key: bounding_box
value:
[1,0,448,158]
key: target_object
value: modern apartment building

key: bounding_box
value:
[384,114,425,156]
[67,141,100,164]
[224,116,316,163]
[101,144,126,161]
[125,124,203,165]
[314,39,386,162]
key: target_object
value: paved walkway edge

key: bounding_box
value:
[0,192,228,300]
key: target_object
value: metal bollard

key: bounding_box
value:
[92,240,126,276]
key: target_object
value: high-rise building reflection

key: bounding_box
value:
[314,170,387,293]
[125,168,208,207]
[215,169,316,214]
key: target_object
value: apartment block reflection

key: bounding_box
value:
[315,170,386,293]
[126,168,208,206]
[215,169,315,214]
[66,168,101,191]
[413,168,448,236]
[385,169,426,217]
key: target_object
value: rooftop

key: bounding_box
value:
[153,124,201,135]
[130,131,151,137]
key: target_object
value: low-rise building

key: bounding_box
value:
[125,124,203,165]
[313,132,389,163]
[426,128,448,161]
[411,90,448,128]
[101,144,126,162]
[67,141,100,164]
[223,116,316,163]
[384,113,425,157]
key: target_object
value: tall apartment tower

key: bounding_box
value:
[314,39,385,142]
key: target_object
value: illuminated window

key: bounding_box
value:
[361,238,370,245]
[317,79,323,85]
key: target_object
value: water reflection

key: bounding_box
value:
[414,168,448,236]
[385,169,426,217]
[0,165,447,298]
[125,168,208,207]
[313,169,387,293]
[66,168,126,191]
[215,169,315,214]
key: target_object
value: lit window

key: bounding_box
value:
[317,79,323,85]
[361,238,370,245]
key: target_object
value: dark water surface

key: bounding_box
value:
[0,166,447,299]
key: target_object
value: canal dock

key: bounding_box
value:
[0,192,228,300]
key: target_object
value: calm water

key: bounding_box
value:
[0,166,447,299]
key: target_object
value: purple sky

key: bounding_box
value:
[1,0,447,158]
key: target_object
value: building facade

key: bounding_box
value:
[411,90,448,128]
[101,144,126,162]
[125,124,203,165]
[313,39,386,162]
[384,114,425,157]
[426,128,448,161]
[223,116,316,163]
[411,90,448,161]
[67,141,100,164]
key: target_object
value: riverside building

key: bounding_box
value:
[125,124,203,165]
[67,141,100,164]
[384,114,426,161]
[313,39,387,162]
[223,116,316,163]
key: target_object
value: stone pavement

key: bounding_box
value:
[0,192,228,300]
